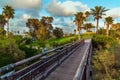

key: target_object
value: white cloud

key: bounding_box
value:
[53,17,76,33]
[13,0,42,9]
[9,13,31,32]
[0,0,42,10]
[22,14,31,22]
[46,0,89,16]
[106,7,120,18]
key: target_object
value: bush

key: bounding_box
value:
[0,38,25,67]
[92,35,116,50]
[98,28,106,35]
[19,44,41,58]
[92,42,120,80]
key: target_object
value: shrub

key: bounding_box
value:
[0,38,25,67]
[92,42,120,80]
[98,28,106,35]
[19,44,41,58]
[92,35,116,50]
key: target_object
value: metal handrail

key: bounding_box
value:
[0,41,75,74]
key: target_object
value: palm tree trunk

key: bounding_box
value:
[6,19,9,37]
[106,25,109,36]
[96,19,99,34]
[78,30,81,40]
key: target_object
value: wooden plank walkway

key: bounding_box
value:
[44,39,91,80]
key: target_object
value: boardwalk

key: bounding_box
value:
[0,39,92,80]
[38,39,91,80]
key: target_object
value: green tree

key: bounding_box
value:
[26,18,40,39]
[105,16,113,36]
[26,16,54,41]
[53,27,63,38]
[40,16,53,33]
[91,6,108,33]
[36,26,49,41]
[2,5,15,36]
[74,12,85,40]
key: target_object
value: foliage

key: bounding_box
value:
[2,5,15,19]
[81,33,95,39]
[26,16,54,41]
[92,42,120,80]
[13,35,23,44]
[92,35,116,50]
[0,38,25,67]
[26,19,40,39]
[98,28,120,40]
[109,28,120,40]
[105,16,113,36]
[0,27,4,36]
[91,6,108,33]
[111,23,120,30]
[45,36,76,48]
[82,23,95,32]
[98,28,106,35]
[2,5,15,36]
[19,38,43,58]
[92,32,120,80]
[36,26,50,41]
[53,27,63,38]
[74,12,85,40]
[0,14,6,28]
[92,50,115,80]
[19,44,41,58]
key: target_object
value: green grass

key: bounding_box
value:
[81,32,95,39]
[44,36,76,49]
[46,36,75,44]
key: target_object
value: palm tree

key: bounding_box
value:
[91,6,108,33]
[85,11,90,23]
[74,12,85,40]
[2,5,15,36]
[82,23,95,32]
[85,11,90,18]
[105,16,113,36]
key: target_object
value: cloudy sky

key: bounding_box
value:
[0,0,120,33]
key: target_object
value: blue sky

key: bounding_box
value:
[0,0,120,33]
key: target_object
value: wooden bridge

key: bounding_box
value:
[0,39,92,80]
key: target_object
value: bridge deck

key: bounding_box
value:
[43,39,91,80]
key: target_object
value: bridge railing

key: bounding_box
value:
[0,40,84,80]
[73,39,92,80]
[0,40,74,75]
